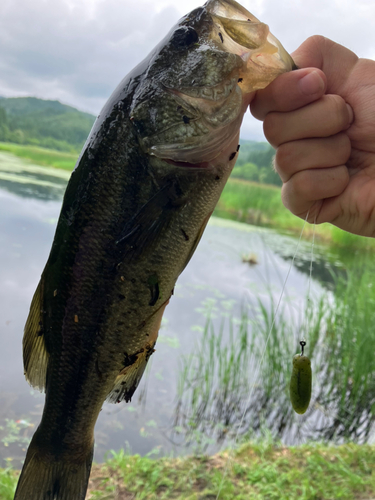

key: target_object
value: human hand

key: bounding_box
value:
[250,35,375,238]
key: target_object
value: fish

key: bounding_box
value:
[14,1,294,498]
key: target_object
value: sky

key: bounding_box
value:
[0,0,374,141]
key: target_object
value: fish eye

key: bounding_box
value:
[171,26,199,49]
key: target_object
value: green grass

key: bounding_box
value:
[3,441,375,499]
[0,142,78,170]
[215,177,375,249]
[0,468,18,500]
[318,259,375,441]
[5,443,375,499]
[83,442,375,499]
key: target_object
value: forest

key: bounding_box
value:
[0,97,95,152]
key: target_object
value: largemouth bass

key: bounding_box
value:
[14,1,294,498]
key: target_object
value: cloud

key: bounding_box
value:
[0,0,375,140]
[0,0,183,113]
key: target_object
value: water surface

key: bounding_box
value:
[0,152,336,467]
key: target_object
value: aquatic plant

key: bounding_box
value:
[215,177,375,250]
[174,258,375,446]
[314,260,375,442]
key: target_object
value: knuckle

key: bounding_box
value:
[290,171,311,200]
[307,35,329,51]
[250,97,266,120]
[302,35,334,60]
[274,143,295,176]
[325,95,349,130]
[335,165,350,190]
[263,113,280,146]
[336,133,352,163]
[280,184,292,211]
[281,183,298,214]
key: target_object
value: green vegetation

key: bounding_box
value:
[0,468,17,500]
[175,258,375,445]
[0,97,368,247]
[0,98,277,183]
[62,443,375,499]
[3,443,373,500]
[321,260,375,441]
[0,142,78,170]
[3,261,375,499]
[1,140,375,497]
[0,97,95,152]
[214,177,375,249]
[214,177,291,225]
[233,140,281,186]
[1,138,373,248]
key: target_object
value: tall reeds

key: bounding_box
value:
[174,258,375,447]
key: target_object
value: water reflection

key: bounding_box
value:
[0,151,70,201]
[0,152,342,468]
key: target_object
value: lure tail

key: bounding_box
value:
[14,430,94,500]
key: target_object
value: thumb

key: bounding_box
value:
[292,35,358,93]
[250,68,326,120]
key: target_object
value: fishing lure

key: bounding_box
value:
[289,341,312,415]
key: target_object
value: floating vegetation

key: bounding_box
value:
[241,252,258,265]
[0,419,33,449]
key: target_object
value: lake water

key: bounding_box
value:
[0,152,340,468]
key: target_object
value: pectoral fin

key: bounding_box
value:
[106,298,170,404]
[116,180,187,260]
[23,278,49,392]
[106,342,156,404]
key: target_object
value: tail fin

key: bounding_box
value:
[14,436,93,500]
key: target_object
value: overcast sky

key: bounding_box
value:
[1,0,374,141]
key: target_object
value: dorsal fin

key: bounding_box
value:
[23,278,49,392]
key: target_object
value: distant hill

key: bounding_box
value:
[0,97,96,152]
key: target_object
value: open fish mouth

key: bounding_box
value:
[131,0,295,167]
[206,0,295,92]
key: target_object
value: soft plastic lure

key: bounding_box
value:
[289,341,312,415]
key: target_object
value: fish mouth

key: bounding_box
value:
[206,0,295,92]
[139,0,295,167]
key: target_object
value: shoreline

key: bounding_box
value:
[1,142,375,250]
[2,442,374,499]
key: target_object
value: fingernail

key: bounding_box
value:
[298,71,325,96]
[346,103,354,125]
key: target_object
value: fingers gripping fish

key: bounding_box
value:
[14,1,294,498]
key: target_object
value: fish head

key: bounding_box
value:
[130,0,294,166]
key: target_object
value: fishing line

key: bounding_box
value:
[215,211,313,500]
